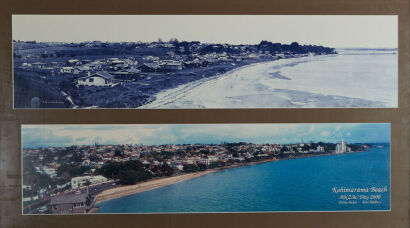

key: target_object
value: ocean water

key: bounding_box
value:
[142,50,397,108]
[96,144,390,213]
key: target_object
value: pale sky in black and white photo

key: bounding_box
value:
[12,15,398,48]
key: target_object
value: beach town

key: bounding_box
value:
[13,40,336,108]
[22,140,369,214]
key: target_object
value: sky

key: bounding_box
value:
[21,123,390,148]
[12,15,398,48]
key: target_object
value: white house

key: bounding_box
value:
[41,166,57,178]
[22,184,31,190]
[77,72,115,86]
[60,67,79,74]
[67,59,81,65]
[71,175,108,189]
[316,145,325,152]
[175,164,184,171]
[31,62,48,69]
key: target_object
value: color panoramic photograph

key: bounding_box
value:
[13,15,397,109]
[21,123,390,214]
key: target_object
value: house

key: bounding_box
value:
[138,63,161,72]
[77,72,115,86]
[275,53,285,59]
[162,43,175,48]
[76,65,91,73]
[49,192,94,214]
[162,62,183,71]
[88,60,104,70]
[124,59,138,66]
[82,159,91,166]
[109,60,127,70]
[125,67,141,74]
[21,62,32,68]
[31,62,47,69]
[174,164,184,171]
[22,185,31,191]
[71,175,108,189]
[316,145,325,152]
[67,59,81,65]
[41,166,57,178]
[60,67,80,74]
[142,56,160,62]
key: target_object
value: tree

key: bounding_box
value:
[280,146,289,152]
[23,156,35,175]
[114,148,123,157]
[97,162,123,179]
[117,170,139,185]
[183,164,199,172]
[71,152,82,162]
[198,163,207,171]
[89,154,100,162]
[290,42,300,49]
[151,164,174,177]
[123,160,144,171]
[97,160,153,184]
[57,164,90,181]
[302,144,310,151]
[57,164,72,180]
[24,173,54,194]
[161,164,174,176]
[310,143,317,150]
[43,151,55,163]
[169,38,179,44]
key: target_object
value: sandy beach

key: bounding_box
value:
[140,50,396,108]
[94,169,218,204]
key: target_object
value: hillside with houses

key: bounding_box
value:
[13,40,336,108]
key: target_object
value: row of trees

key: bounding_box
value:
[97,160,174,185]
[257,41,336,55]
[15,39,336,60]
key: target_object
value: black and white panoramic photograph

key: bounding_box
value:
[12,15,398,109]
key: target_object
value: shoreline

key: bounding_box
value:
[79,58,275,109]
[138,52,394,108]
[91,150,369,211]
[138,58,283,108]
[92,157,280,209]
[138,54,345,109]
[93,169,218,204]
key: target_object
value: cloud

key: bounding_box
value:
[320,131,331,137]
[22,127,74,148]
[21,123,390,148]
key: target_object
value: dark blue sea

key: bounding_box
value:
[96,144,390,213]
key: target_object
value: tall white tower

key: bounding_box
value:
[336,140,347,154]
